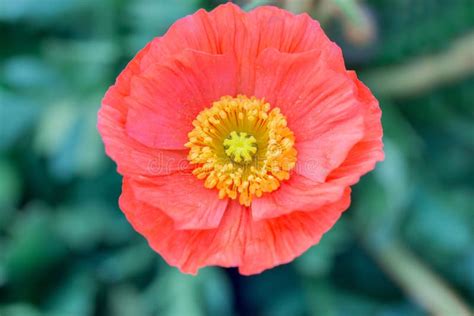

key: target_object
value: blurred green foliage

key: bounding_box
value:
[0,0,473,315]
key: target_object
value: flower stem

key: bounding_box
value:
[368,240,473,316]
[362,32,474,97]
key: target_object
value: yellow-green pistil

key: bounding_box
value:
[223,131,257,163]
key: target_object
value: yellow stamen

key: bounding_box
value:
[185,95,297,206]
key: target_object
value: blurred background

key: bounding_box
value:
[0,0,473,315]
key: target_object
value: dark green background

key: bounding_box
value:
[1,0,473,315]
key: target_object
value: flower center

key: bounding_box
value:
[223,131,257,163]
[185,95,297,206]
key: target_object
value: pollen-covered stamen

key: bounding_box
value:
[223,131,257,163]
[185,95,297,206]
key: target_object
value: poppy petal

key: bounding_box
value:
[128,173,227,230]
[255,48,365,182]
[251,173,346,220]
[120,180,246,273]
[327,71,384,183]
[125,50,238,150]
[240,188,351,275]
[120,179,351,275]
[98,43,190,177]
[249,6,335,54]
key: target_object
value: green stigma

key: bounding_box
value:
[223,131,257,163]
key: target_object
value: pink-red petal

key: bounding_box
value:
[128,173,227,230]
[240,188,350,275]
[120,180,246,273]
[125,50,238,150]
[254,48,365,182]
[140,4,342,94]
[119,179,351,275]
[327,71,384,184]
[251,173,346,220]
[98,43,190,177]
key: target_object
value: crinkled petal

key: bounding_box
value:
[128,173,227,230]
[250,52,381,220]
[140,3,255,94]
[251,72,382,220]
[249,6,336,54]
[140,3,340,94]
[240,188,351,275]
[251,173,346,220]
[125,50,238,149]
[98,43,190,177]
[327,71,384,184]
[120,180,246,274]
[255,48,365,182]
[119,179,351,275]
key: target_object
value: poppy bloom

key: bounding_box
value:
[98,3,383,275]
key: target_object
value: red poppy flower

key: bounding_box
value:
[98,3,383,275]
